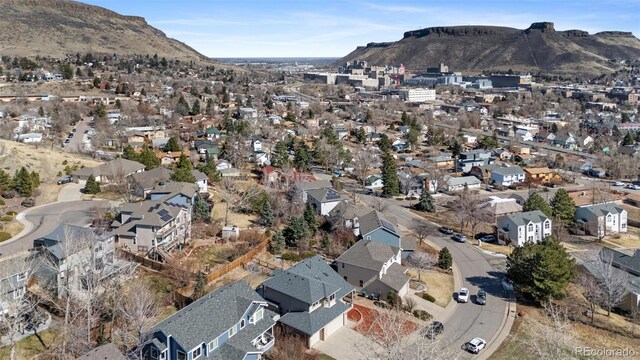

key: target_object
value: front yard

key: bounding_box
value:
[406,269,454,308]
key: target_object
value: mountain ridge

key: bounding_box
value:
[339,22,640,77]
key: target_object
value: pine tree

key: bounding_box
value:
[283,216,309,248]
[438,247,453,269]
[293,142,310,171]
[164,137,181,152]
[84,175,101,194]
[378,134,392,153]
[192,272,206,300]
[191,99,201,115]
[176,95,190,116]
[122,145,138,161]
[415,188,436,212]
[12,167,33,197]
[193,195,210,222]
[401,111,409,125]
[171,154,196,183]
[356,127,367,144]
[381,151,400,197]
[523,192,552,218]
[0,169,10,191]
[551,188,576,227]
[271,141,290,168]
[269,231,285,254]
[38,106,44,117]
[262,200,274,227]
[622,131,635,146]
[138,146,160,169]
[303,203,317,236]
[30,171,40,189]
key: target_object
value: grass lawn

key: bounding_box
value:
[406,269,454,307]
[0,328,58,359]
[319,354,337,360]
[602,227,640,248]
[469,239,513,255]
[2,220,25,238]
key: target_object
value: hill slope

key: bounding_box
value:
[0,0,208,61]
[339,22,640,76]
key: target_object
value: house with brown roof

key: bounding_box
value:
[155,150,192,165]
[524,167,561,184]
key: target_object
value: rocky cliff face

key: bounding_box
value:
[339,22,640,77]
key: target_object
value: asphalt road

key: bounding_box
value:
[63,119,91,153]
[0,200,112,255]
[359,194,511,359]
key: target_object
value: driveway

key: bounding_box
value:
[359,194,514,359]
[0,199,112,256]
[312,326,380,360]
[57,182,84,202]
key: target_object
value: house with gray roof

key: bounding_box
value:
[71,158,145,184]
[335,239,410,298]
[32,224,132,298]
[259,256,354,347]
[497,210,552,247]
[300,180,332,202]
[77,343,127,360]
[144,280,276,360]
[575,203,627,238]
[0,254,32,329]
[442,175,481,192]
[131,167,173,197]
[582,248,640,312]
[490,165,525,187]
[305,187,344,215]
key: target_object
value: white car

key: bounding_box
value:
[467,337,487,353]
[612,181,624,186]
[458,287,469,303]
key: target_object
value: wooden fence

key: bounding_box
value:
[117,248,166,272]
[205,239,270,283]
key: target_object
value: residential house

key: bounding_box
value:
[514,153,536,164]
[575,203,628,237]
[443,175,482,192]
[112,183,197,256]
[497,210,552,247]
[306,187,344,216]
[457,150,495,173]
[357,210,415,258]
[326,202,371,233]
[192,169,208,193]
[194,139,220,161]
[259,256,354,347]
[493,148,512,161]
[32,224,130,298]
[300,180,332,202]
[524,167,560,184]
[156,151,191,166]
[335,239,410,298]
[71,158,145,184]
[77,343,127,360]
[398,171,424,197]
[582,248,640,312]
[205,127,221,140]
[469,164,503,183]
[130,167,173,197]
[586,167,607,178]
[143,280,276,360]
[250,136,263,152]
[490,166,525,187]
[553,131,577,149]
[481,196,523,221]
[515,128,534,142]
[427,154,455,170]
[364,175,383,189]
[0,255,31,328]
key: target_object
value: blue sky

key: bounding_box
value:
[82,0,640,58]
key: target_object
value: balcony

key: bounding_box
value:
[253,331,274,352]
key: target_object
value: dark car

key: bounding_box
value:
[439,226,454,235]
[421,321,444,339]
[477,290,487,305]
[57,176,71,185]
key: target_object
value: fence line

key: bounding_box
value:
[205,239,270,283]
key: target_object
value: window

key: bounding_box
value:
[251,309,264,323]
[343,276,348,281]
[208,338,218,352]
[528,224,533,232]
[240,319,246,329]
[229,325,237,338]
[544,221,550,229]
[192,347,202,359]
[150,348,158,359]
[160,350,166,360]
[341,262,344,268]
[177,351,186,360]
[359,280,364,287]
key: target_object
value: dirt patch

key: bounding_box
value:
[0,219,24,238]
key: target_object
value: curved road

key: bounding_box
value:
[0,200,112,255]
[361,194,514,359]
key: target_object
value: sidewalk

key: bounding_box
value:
[478,282,517,360]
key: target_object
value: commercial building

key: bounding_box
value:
[398,88,436,102]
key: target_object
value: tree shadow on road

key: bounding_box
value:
[465,271,513,300]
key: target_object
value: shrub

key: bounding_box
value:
[421,293,436,303]
[62,160,68,165]
[413,310,432,321]
[0,232,11,242]
[281,252,301,262]
[0,215,13,221]
[6,211,16,216]
[300,251,316,259]
[0,198,4,206]
[1,190,17,199]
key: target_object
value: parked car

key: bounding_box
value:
[57,176,72,185]
[421,321,444,339]
[64,139,70,144]
[612,181,625,186]
[458,287,469,303]
[467,337,487,354]
[626,184,640,190]
[476,290,487,305]
[452,233,467,242]
[479,235,496,243]
[72,128,77,132]
[439,226,454,235]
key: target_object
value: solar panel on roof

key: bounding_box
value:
[380,218,395,232]
[325,189,341,200]
[158,209,173,222]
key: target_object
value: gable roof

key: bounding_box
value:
[77,343,127,360]
[151,280,271,352]
[261,255,353,304]
[602,247,640,275]
[131,167,173,190]
[34,224,113,260]
[358,210,398,237]
[578,203,626,218]
[444,175,481,187]
[73,158,145,178]
[335,239,398,271]
[501,210,549,226]
[306,187,343,203]
[491,166,524,176]
[524,167,554,175]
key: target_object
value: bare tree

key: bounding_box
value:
[353,147,379,187]
[407,251,437,282]
[371,197,389,214]
[218,177,262,224]
[519,302,577,360]
[411,219,432,245]
[577,273,603,324]
[114,280,160,357]
[591,249,628,316]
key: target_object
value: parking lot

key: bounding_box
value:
[62,119,93,153]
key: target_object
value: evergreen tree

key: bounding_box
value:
[449,139,462,157]
[523,192,552,218]
[356,127,367,144]
[176,95,190,116]
[193,195,210,222]
[283,216,309,248]
[192,272,206,300]
[262,200,274,227]
[122,145,138,161]
[271,141,290,168]
[94,102,107,118]
[622,112,631,123]
[438,247,453,269]
[405,127,420,150]
[401,111,409,125]
[293,141,310,171]
[191,99,201,115]
[507,237,576,304]
[378,134,392,153]
[164,137,181,152]
[622,131,635,146]
[415,188,436,212]
[331,175,342,191]
[321,233,331,251]
[12,167,33,197]
[269,231,285,254]
[303,203,317,235]
[0,169,10,191]
[138,146,160,169]
[381,151,400,197]
[30,171,40,189]
[84,175,101,194]
[171,154,196,183]
[38,106,44,117]
[478,136,499,149]
[550,188,576,227]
